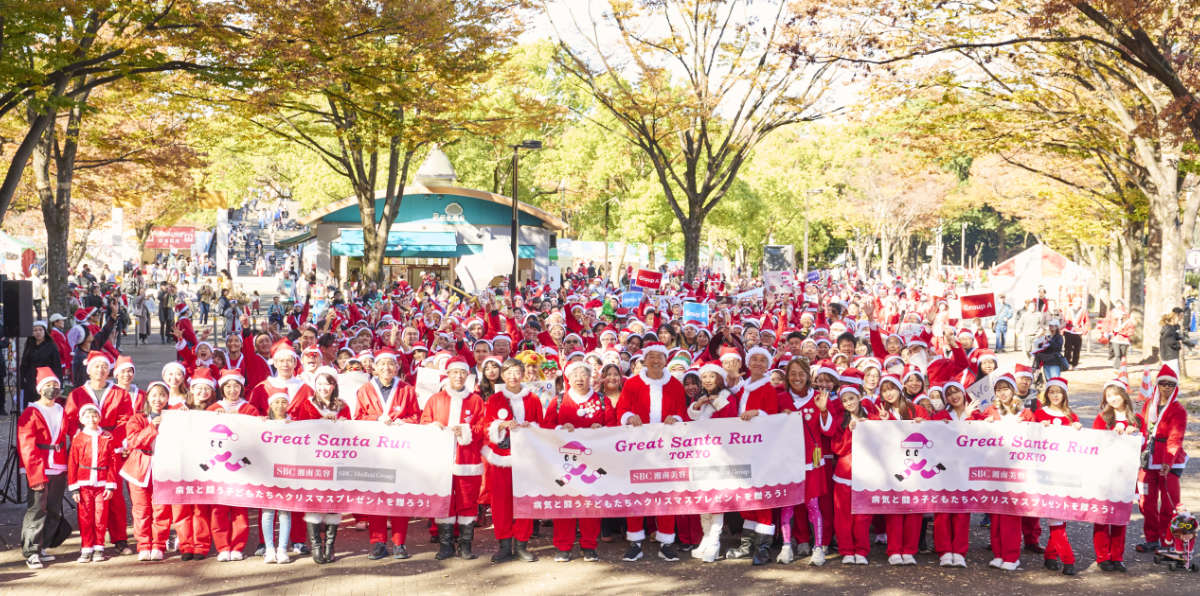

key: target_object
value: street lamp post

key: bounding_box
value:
[510,140,542,292]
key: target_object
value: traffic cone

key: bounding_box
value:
[1139,366,1154,402]
[1116,360,1129,386]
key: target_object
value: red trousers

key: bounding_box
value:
[741,508,775,533]
[77,486,111,550]
[1044,523,1075,564]
[210,505,249,552]
[486,464,531,541]
[553,517,601,551]
[451,475,483,518]
[990,514,1021,563]
[933,512,969,555]
[676,515,702,546]
[368,516,410,545]
[1139,469,1183,548]
[833,483,871,557]
[1021,516,1041,546]
[1093,524,1127,563]
[173,504,211,555]
[627,515,675,543]
[885,513,921,556]
[129,484,171,552]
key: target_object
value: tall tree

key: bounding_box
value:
[550,0,842,282]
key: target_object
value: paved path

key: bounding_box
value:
[0,342,1197,595]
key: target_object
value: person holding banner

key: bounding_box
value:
[684,363,736,563]
[616,343,687,563]
[982,373,1027,571]
[1092,379,1143,572]
[355,349,421,561]
[174,371,219,561]
[483,359,545,563]
[292,367,350,564]
[871,374,928,566]
[121,382,172,561]
[1136,364,1189,555]
[206,369,260,562]
[1025,377,1083,575]
[420,357,486,561]
[929,381,984,568]
[543,361,616,562]
[776,357,832,565]
[819,383,872,565]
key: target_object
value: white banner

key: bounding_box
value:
[851,420,1141,524]
[153,411,454,517]
[511,415,806,518]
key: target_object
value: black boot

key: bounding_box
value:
[725,530,754,559]
[491,538,515,563]
[435,523,456,560]
[515,540,538,562]
[306,523,325,564]
[457,523,477,560]
[323,524,337,563]
[751,533,771,566]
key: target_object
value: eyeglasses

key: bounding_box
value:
[1157,381,1177,388]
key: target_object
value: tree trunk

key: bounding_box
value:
[358,180,382,282]
[878,232,891,279]
[1140,217,1161,356]
[681,217,702,282]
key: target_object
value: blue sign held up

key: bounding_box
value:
[805,270,821,283]
[621,291,643,308]
[683,301,709,326]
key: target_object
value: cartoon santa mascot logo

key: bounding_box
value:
[555,440,606,486]
[200,424,253,472]
[893,432,946,482]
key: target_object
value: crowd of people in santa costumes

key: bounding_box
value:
[13,266,1192,576]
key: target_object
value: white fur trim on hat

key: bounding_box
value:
[78,403,102,421]
[447,360,470,372]
[162,361,186,378]
[698,363,726,379]
[564,360,592,378]
[744,346,772,366]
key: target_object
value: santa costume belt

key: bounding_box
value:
[36,443,63,451]
[101,425,116,431]
[138,448,154,455]
[81,465,109,471]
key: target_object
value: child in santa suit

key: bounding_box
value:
[1136,364,1189,555]
[870,374,929,565]
[775,357,834,565]
[1023,377,1083,575]
[820,384,872,565]
[685,363,736,563]
[290,366,351,563]
[543,361,617,562]
[1092,379,1143,572]
[354,350,420,561]
[206,369,261,561]
[420,357,486,560]
[65,351,134,555]
[929,381,984,567]
[18,368,72,569]
[483,358,545,563]
[175,371,219,560]
[982,373,1027,571]
[121,382,173,561]
[615,343,687,563]
[68,404,119,563]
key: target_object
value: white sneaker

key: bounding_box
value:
[275,547,291,564]
[777,543,795,564]
[856,555,869,565]
[810,545,826,566]
[149,549,164,561]
[954,553,967,567]
[888,554,904,565]
[1000,560,1020,571]
[939,553,954,566]
[842,552,856,565]
[217,551,231,562]
[26,554,44,569]
[902,554,917,565]
[138,550,151,561]
[875,534,888,545]
[77,549,93,563]
[989,557,1003,568]
[91,549,106,563]
[291,543,305,555]
[230,551,244,561]
[38,550,56,562]
[263,549,276,564]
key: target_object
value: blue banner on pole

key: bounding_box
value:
[805,270,821,283]
[683,301,709,325]
[622,291,643,308]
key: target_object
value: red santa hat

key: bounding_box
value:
[74,307,97,323]
[446,356,470,373]
[1156,363,1179,386]
[374,348,398,363]
[85,350,111,369]
[270,339,298,361]
[942,380,966,399]
[563,360,592,378]
[301,345,321,359]
[218,368,245,387]
[839,367,864,388]
[901,364,925,384]
[77,403,102,421]
[812,360,839,381]
[1045,376,1068,395]
[1103,377,1129,393]
[642,342,669,357]
[838,384,861,397]
[992,372,1017,390]
[744,346,772,366]
[174,302,190,316]
[717,345,742,363]
[190,367,216,389]
[1013,363,1033,379]
[698,362,726,379]
[35,367,61,392]
[879,373,903,391]
[162,361,186,379]
[113,355,135,374]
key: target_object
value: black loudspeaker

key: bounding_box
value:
[2,280,32,338]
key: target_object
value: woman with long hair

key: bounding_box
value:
[1092,379,1143,572]
[289,367,349,564]
[1026,377,1083,575]
[872,374,927,565]
[775,357,831,564]
[982,374,1026,571]
[929,381,983,568]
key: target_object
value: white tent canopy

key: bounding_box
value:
[988,244,1090,308]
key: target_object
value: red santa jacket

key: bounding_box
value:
[18,402,68,487]
[1024,406,1078,426]
[120,412,160,487]
[65,382,133,441]
[227,350,271,394]
[1091,410,1144,434]
[616,372,687,425]
[820,409,860,485]
[543,389,617,430]
[289,396,350,421]
[208,399,261,417]
[67,428,118,491]
[355,378,420,423]
[1140,392,1188,471]
[123,384,146,413]
[420,387,486,476]
[50,327,71,373]
[929,407,985,423]
[482,387,545,468]
[779,388,841,476]
[248,376,314,415]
